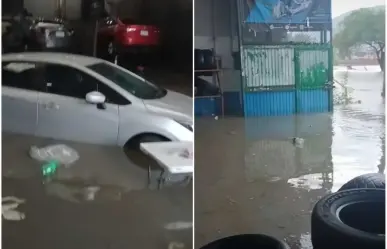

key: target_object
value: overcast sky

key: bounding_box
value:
[332,0,386,17]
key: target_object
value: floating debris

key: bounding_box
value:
[83,186,101,201]
[268,176,282,182]
[42,160,59,177]
[164,221,193,230]
[45,180,122,203]
[2,196,26,221]
[226,196,237,204]
[292,137,304,148]
[168,241,185,249]
[29,144,79,167]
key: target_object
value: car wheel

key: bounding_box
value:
[107,41,116,60]
[124,134,169,152]
[123,134,170,170]
[135,134,169,149]
[311,189,385,249]
[199,234,290,249]
[338,173,385,191]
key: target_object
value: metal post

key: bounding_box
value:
[92,19,98,57]
[235,0,245,115]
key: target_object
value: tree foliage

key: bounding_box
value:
[333,7,385,70]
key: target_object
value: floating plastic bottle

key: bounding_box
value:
[41,160,59,177]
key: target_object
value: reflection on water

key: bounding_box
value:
[332,66,385,191]
[195,66,384,249]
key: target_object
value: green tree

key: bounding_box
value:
[333,7,385,71]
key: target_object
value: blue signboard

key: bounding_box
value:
[245,0,331,25]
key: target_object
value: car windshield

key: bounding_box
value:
[87,62,166,100]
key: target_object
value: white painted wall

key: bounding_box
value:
[194,0,241,92]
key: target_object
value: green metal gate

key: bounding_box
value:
[294,44,334,113]
[242,44,334,116]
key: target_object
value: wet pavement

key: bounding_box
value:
[194,66,385,249]
[2,134,192,249]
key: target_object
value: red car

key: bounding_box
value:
[97,16,160,59]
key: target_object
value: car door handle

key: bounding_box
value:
[41,102,59,110]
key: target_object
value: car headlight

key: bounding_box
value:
[176,120,193,132]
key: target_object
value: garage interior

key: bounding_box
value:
[2,0,193,248]
[194,0,243,116]
[3,0,193,95]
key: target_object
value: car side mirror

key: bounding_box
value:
[86,91,106,104]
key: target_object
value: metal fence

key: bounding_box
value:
[242,44,333,90]
[241,45,295,89]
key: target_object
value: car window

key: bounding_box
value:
[87,62,166,100]
[44,64,130,105]
[97,81,131,105]
[2,61,45,91]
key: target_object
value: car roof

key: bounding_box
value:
[2,52,105,67]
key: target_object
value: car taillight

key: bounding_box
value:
[126,27,136,32]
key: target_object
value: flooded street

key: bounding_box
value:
[2,133,192,249]
[194,66,385,249]
[2,70,193,249]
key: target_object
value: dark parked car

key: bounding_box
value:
[26,18,74,52]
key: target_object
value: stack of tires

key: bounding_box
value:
[195,49,216,76]
[198,173,385,249]
[199,234,290,249]
[312,173,385,249]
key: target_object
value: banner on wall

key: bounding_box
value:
[244,0,331,26]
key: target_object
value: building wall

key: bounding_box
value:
[195,0,241,92]
[24,0,81,19]
[24,0,60,19]
[195,0,243,115]
[24,0,191,21]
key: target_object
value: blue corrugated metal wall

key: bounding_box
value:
[243,89,331,116]
[223,91,243,116]
[296,89,330,113]
[195,97,221,117]
[195,93,243,117]
[244,90,296,117]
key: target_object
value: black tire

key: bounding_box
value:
[311,189,385,249]
[199,234,290,249]
[123,134,169,170]
[338,173,385,191]
[127,134,169,151]
[138,134,167,145]
[96,37,115,61]
[106,40,116,61]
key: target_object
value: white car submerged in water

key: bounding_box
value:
[2,52,193,148]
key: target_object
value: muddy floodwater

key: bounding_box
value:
[2,69,193,249]
[195,66,385,249]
